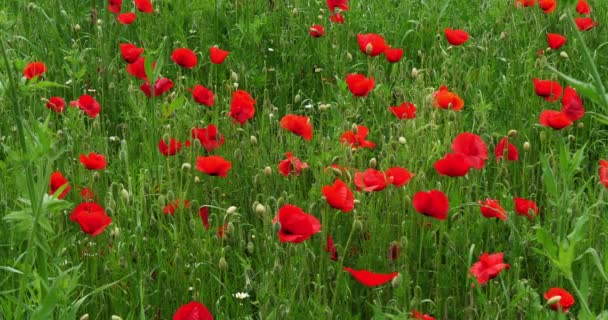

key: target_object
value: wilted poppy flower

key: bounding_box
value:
[199,206,210,230]
[70,94,101,118]
[80,152,107,170]
[108,0,122,14]
[547,33,567,50]
[514,197,539,220]
[343,267,398,287]
[413,190,449,220]
[539,0,557,13]
[171,48,198,69]
[515,0,536,7]
[322,179,354,212]
[451,132,488,170]
[469,252,509,285]
[46,96,66,113]
[274,204,321,243]
[411,310,436,320]
[158,138,182,156]
[23,62,47,79]
[326,235,338,261]
[70,202,112,236]
[340,125,376,150]
[191,125,225,152]
[345,73,375,97]
[544,288,575,312]
[50,171,70,199]
[479,198,507,220]
[387,241,401,262]
[280,114,313,141]
[209,46,229,64]
[599,160,608,188]
[188,84,215,107]
[576,0,591,14]
[356,33,388,57]
[384,47,404,63]
[385,167,414,187]
[326,0,349,12]
[539,110,573,130]
[119,43,144,63]
[126,57,150,80]
[444,28,469,46]
[494,137,519,162]
[195,155,231,177]
[217,224,228,238]
[278,152,308,176]
[173,301,214,320]
[140,78,174,97]
[354,169,389,192]
[309,25,325,38]
[229,90,256,125]
[134,0,154,13]
[330,12,345,24]
[574,17,599,31]
[533,78,562,102]
[434,153,471,177]
[561,86,584,121]
[432,85,464,111]
[117,12,136,25]
[389,102,416,119]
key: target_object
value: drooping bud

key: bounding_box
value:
[523,141,531,152]
[218,257,228,271]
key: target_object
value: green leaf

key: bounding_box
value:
[535,227,557,258]
[163,95,185,117]
[576,248,608,284]
[547,66,603,105]
[567,214,589,244]
[0,266,24,275]
[27,81,68,90]
[540,154,558,199]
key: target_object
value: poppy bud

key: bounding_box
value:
[158,195,166,207]
[352,219,363,232]
[418,50,423,57]
[411,68,419,79]
[273,257,282,273]
[218,257,228,271]
[500,32,507,39]
[344,168,352,183]
[255,203,266,216]
[226,206,237,215]
[559,13,567,21]
[111,316,123,320]
[294,94,301,103]
[80,314,89,320]
[92,171,100,181]
[247,241,254,255]
[354,199,360,205]
[194,176,201,184]
[74,24,81,32]
[96,19,103,27]
[540,131,546,143]
[398,137,406,144]
[120,189,129,202]
[231,71,239,82]
[568,135,575,142]
[545,295,562,306]
[250,135,257,145]
[508,129,518,137]
[292,8,298,16]
[560,52,569,59]
[111,227,120,238]
[264,166,272,176]
[181,163,191,171]
[192,138,202,149]
[167,190,175,203]
[233,82,239,89]
[331,167,342,177]
[317,15,323,20]
[346,52,353,61]
[523,142,531,152]
[577,122,584,128]
[319,103,330,111]
[273,221,281,233]
[369,158,377,168]
[391,273,402,288]
[365,43,374,55]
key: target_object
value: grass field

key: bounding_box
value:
[1,0,608,319]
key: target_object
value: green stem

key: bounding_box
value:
[568,277,593,317]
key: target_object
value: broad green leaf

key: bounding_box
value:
[535,227,557,258]
[548,66,603,105]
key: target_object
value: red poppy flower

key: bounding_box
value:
[385,167,414,187]
[469,252,509,285]
[326,0,349,12]
[539,110,573,130]
[173,301,214,320]
[119,43,144,63]
[80,187,96,201]
[451,132,488,170]
[326,235,338,261]
[432,85,464,111]
[330,12,345,24]
[126,57,150,80]
[191,125,225,152]
[171,48,198,69]
[547,33,567,50]
[50,171,70,199]
[412,190,449,220]
[195,155,231,177]
[274,204,321,243]
[79,152,107,170]
[561,86,584,121]
[515,0,536,7]
[343,267,398,287]
[479,198,507,220]
[280,114,313,141]
[46,96,66,113]
[134,0,154,13]
[209,47,229,64]
[494,137,519,162]
[576,0,591,14]
[108,0,122,14]
[140,78,174,97]
[199,207,210,230]
[188,84,214,107]
[389,102,416,119]
[434,153,471,177]
[229,90,256,125]
[340,125,375,150]
[354,169,389,192]
[23,62,47,79]
[444,28,469,46]
[574,17,599,31]
[539,0,556,13]
[545,288,575,312]
[322,179,354,212]
[356,33,388,57]
[345,73,375,97]
[163,199,190,215]
[70,202,112,237]
[117,12,136,25]
[278,152,309,176]
[533,78,562,102]
[411,310,436,320]
[514,197,539,220]
[599,160,608,188]
[158,138,182,156]
[70,94,101,118]
[384,47,404,63]
[309,25,325,38]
